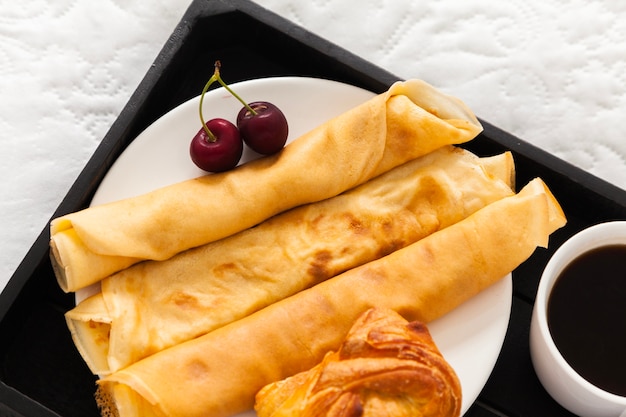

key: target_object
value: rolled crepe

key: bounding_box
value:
[96,177,566,417]
[50,79,483,293]
[66,146,514,376]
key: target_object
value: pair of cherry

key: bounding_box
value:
[190,61,289,172]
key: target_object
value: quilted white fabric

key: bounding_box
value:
[1,0,625,291]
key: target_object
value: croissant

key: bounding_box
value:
[255,308,462,417]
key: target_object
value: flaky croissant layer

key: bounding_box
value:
[255,308,462,417]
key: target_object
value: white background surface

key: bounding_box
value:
[2,0,626,292]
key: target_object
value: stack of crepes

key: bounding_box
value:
[49,79,566,417]
[66,145,515,376]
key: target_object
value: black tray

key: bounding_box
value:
[1,0,625,416]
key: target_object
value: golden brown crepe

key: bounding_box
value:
[66,146,515,376]
[254,307,462,417]
[50,79,483,293]
[96,178,566,417]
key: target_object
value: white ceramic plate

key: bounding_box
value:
[90,77,512,416]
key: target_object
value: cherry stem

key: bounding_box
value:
[198,61,257,142]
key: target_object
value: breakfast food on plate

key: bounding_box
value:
[49,79,483,293]
[66,146,515,375]
[95,178,566,417]
[254,307,462,417]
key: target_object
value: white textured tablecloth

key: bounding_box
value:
[2,0,626,292]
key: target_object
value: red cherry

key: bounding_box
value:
[189,118,243,172]
[236,101,288,155]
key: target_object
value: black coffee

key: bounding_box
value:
[547,244,626,397]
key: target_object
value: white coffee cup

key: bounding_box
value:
[530,221,626,417]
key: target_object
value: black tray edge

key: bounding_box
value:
[480,119,626,208]
[0,381,55,417]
